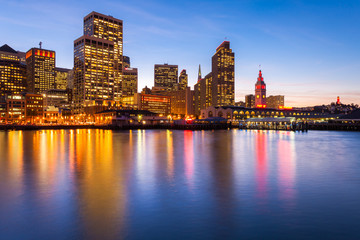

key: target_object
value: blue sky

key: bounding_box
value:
[1,0,359,106]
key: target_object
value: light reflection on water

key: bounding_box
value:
[0,129,360,239]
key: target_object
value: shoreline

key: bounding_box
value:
[0,123,359,132]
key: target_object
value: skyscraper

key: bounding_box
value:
[154,64,178,91]
[211,41,235,107]
[74,12,123,114]
[0,44,26,97]
[255,70,266,107]
[178,69,188,90]
[26,48,55,94]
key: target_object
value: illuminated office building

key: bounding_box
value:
[26,48,55,94]
[255,70,266,107]
[267,95,284,109]
[245,94,255,108]
[122,67,138,96]
[178,69,188,90]
[0,44,27,97]
[211,41,235,106]
[55,67,71,90]
[154,64,178,91]
[73,36,116,113]
[74,12,123,113]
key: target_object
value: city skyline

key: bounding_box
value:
[1,0,359,107]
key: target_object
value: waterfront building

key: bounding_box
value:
[0,44,27,97]
[94,109,166,126]
[267,95,285,109]
[178,69,188,90]
[25,93,44,122]
[245,94,255,108]
[74,12,123,114]
[55,67,71,90]
[6,95,25,123]
[154,64,178,91]
[211,41,235,107]
[0,100,6,123]
[255,70,266,107]
[26,48,56,94]
[43,89,68,108]
[122,68,138,97]
[134,93,171,116]
[201,105,327,121]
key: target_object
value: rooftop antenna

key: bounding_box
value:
[259,64,261,70]
[39,41,42,49]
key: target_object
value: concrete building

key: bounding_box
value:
[0,44,27,97]
[26,48,56,94]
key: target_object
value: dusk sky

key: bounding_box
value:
[1,0,359,107]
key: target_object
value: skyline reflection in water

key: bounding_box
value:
[0,129,359,239]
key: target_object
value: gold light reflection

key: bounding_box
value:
[74,129,126,239]
[166,130,174,178]
[7,131,24,193]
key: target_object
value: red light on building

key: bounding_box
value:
[336,96,341,105]
[185,116,193,124]
[256,104,266,108]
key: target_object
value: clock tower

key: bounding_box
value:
[255,70,266,107]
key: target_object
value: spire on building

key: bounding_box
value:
[198,64,202,82]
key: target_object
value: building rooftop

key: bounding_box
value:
[0,44,17,54]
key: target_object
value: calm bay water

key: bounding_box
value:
[0,129,359,239]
